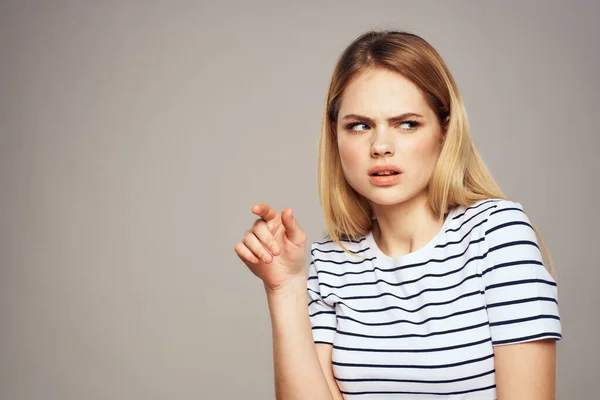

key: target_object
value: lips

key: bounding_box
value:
[368,164,402,176]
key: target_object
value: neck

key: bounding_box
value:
[371,192,446,258]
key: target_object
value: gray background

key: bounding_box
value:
[1,1,598,399]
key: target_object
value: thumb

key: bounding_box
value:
[281,207,304,246]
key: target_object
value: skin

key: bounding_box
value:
[334,66,557,399]
[335,67,447,258]
[494,339,557,399]
[235,66,556,400]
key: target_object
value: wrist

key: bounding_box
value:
[264,274,307,298]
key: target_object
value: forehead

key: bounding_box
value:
[338,68,431,117]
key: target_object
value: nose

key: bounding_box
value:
[370,130,395,158]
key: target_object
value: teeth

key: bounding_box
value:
[376,171,394,176]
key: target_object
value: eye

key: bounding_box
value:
[398,120,420,131]
[344,120,421,134]
[345,122,370,133]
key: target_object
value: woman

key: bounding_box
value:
[234,30,562,399]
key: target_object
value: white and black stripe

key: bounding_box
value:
[307,198,562,399]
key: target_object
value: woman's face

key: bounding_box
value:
[335,67,445,208]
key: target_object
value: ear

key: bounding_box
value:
[440,116,450,144]
[441,115,450,134]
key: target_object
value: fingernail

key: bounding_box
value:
[272,245,280,255]
[263,254,272,263]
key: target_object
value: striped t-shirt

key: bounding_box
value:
[307,198,562,399]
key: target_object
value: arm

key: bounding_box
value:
[266,276,335,400]
[315,343,345,400]
[235,204,338,399]
[481,200,562,399]
[494,339,556,399]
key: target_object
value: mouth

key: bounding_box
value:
[368,169,402,186]
[369,171,401,177]
[368,165,402,176]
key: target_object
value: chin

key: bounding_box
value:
[370,195,412,207]
[359,187,415,207]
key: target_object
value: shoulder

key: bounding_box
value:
[474,201,561,345]
[471,199,546,274]
[483,198,529,225]
[450,198,521,223]
[310,232,369,251]
[449,198,530,232]
[478,198,536,246]
[309,234,371,269]
[447,198,536,252]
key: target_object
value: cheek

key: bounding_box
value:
[338,138,364,172]
[403,136,441,172]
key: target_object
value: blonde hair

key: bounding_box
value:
[316,30,555,277]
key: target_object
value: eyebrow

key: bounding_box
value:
[341,112,424,124]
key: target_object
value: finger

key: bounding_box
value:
[243,230,274,263]
[281,207,305,245]
[234,242,260,264]
[253,219,280,256]
[252,203,279,222]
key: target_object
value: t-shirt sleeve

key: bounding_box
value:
[306,245,337,345]
[482,200,562,346]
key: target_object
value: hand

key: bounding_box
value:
[234,203,307,291]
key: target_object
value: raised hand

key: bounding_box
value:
[234,204,307,291]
